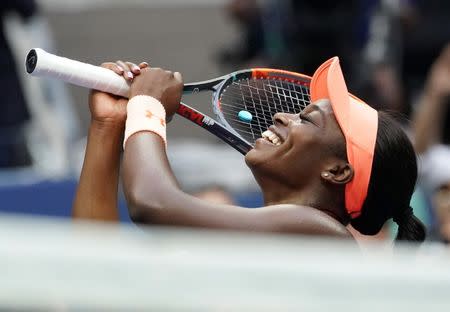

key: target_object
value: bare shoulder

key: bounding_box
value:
[260,204,352,238]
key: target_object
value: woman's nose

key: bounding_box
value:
[273,112,292,126]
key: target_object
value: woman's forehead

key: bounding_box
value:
[309,99,333,114]
[309,99,343,135]
[312,99,333,112]
[303,98,347,159]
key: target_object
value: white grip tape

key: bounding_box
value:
[29,48,130,98]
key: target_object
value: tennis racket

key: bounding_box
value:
[26,48,312,155]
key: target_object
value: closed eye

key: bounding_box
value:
[298,104,324,128]
[299,113,314,124]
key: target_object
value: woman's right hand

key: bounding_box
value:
[89,61,148,127]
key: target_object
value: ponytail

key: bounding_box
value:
[352,112,427,243]
[394,206,426,242]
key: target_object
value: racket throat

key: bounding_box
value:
[177,104,205,126]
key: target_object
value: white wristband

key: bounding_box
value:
[123,95,167,149]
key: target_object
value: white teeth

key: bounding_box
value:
[261,130,281,145]
[262,130,272,138]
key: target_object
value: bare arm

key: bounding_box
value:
[72,120,123,221]
[123,133,349,237]
[122,69,351,238]
[72,61,147,221]
[413,44,450,153]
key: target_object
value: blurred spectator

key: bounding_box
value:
[401,1,450,101]
[419,146,450,243]
[353,0,409,116]
[413,44,450,243]
[403,0,450,142]
[413,44,450,154]
[0,0,37,167]
[287,0,360,75]
[362,0,450,117]
[4,3,81,178]
[219,0,265,67]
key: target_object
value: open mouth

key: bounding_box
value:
[261,129,283,146]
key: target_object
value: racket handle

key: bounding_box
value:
[26,48,130,98]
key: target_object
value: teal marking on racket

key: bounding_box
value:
[238,110,253,123]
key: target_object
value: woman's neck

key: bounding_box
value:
[261,181,349,224]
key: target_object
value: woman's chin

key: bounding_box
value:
[245,146,271,169]
[244,148,258,167]
[246,137,281,166]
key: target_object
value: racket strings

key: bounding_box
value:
[220,97,274,121]
[220,83,307,138]
[222,82,307,115]
[219,77,310,144]
[230,79,309,117]
[222,80,308,141]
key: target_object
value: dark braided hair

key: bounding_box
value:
[394,206,426,241]
[350,112,426,242]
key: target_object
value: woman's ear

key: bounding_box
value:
[321,162,354,185]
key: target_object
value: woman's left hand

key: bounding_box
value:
[89,60,149,127]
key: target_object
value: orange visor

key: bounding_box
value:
[310,57,378,218]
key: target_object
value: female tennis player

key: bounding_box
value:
[73,57,425,241]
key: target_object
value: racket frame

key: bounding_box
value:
[204,69,312,150]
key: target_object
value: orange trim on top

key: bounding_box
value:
[252,68,312,80]
[251,68,312,86]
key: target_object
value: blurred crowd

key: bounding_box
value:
[0,0,449,245]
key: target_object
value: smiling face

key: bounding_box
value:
[245,99,349,191]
